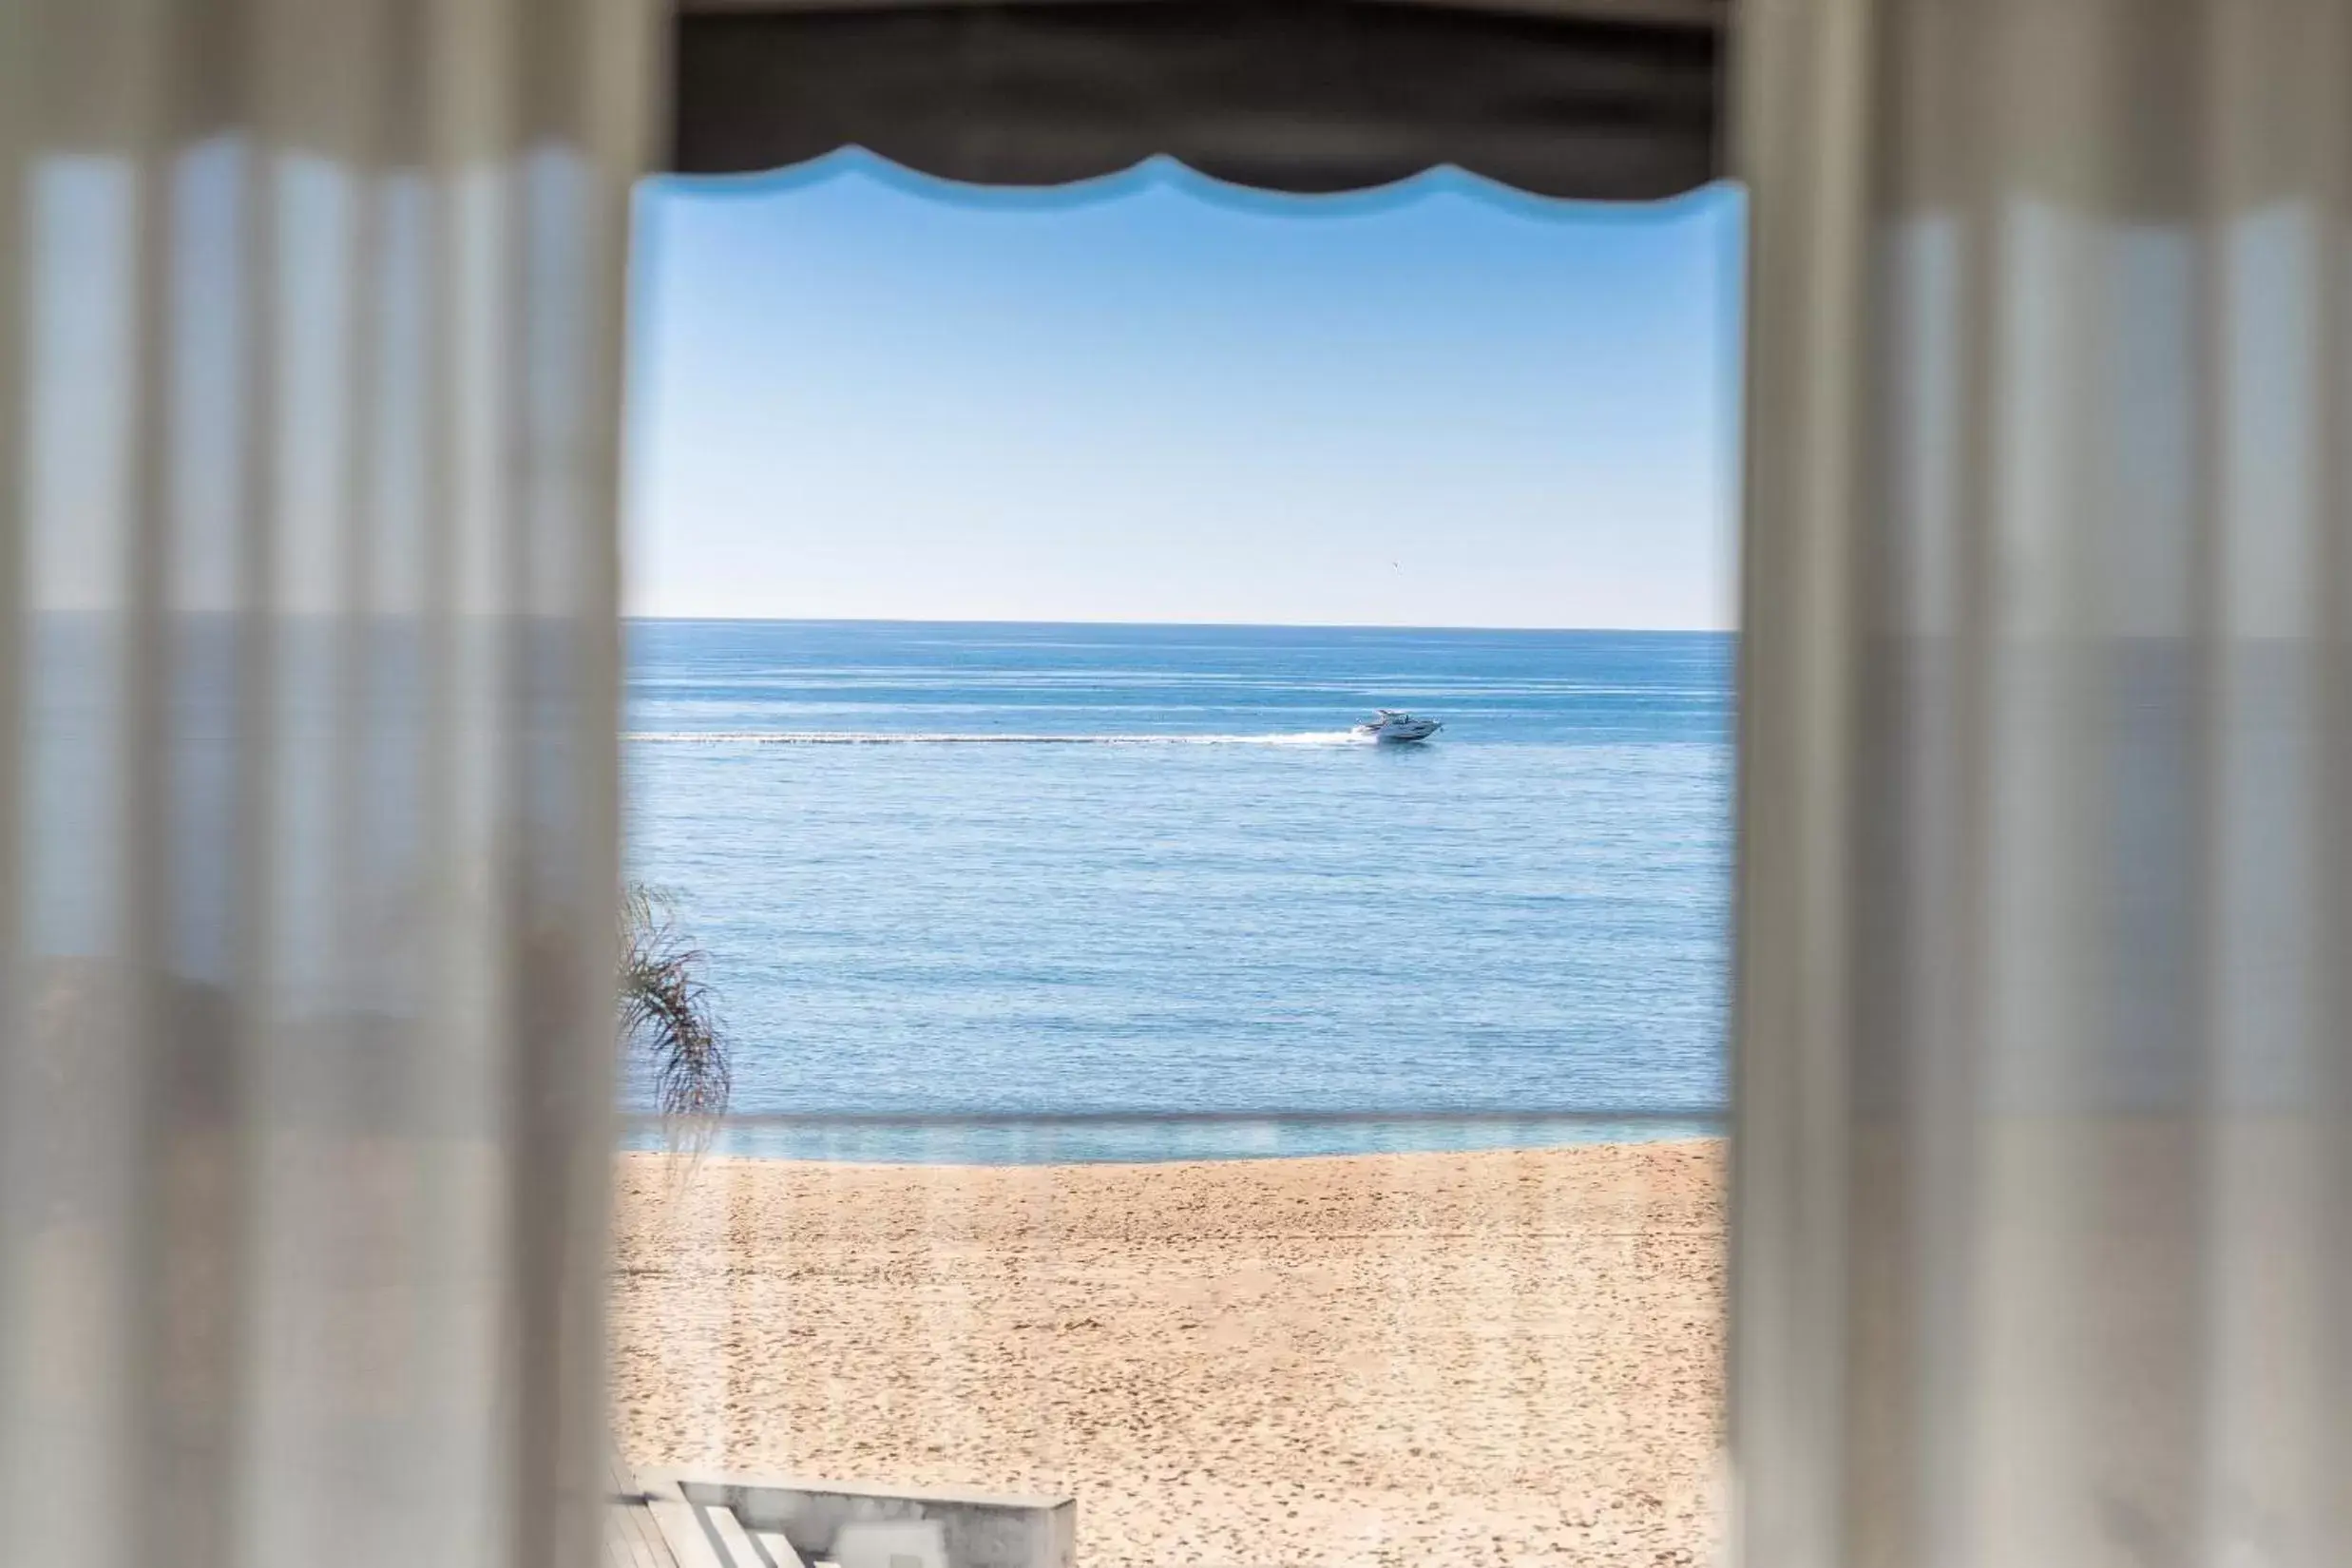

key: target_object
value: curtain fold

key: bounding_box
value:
[0,4,651,1567]
[1735,2,2352,1565]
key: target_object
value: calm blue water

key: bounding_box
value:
[623,620,1733,1160]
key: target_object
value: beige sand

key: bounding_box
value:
[611,1140,1724,1568]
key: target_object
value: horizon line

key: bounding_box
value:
[622,613,1737,635]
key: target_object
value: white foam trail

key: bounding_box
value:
[625,730,1367,747]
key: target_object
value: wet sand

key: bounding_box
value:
[610,1141,1724,1567]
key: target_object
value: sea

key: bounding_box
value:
[622,620,1733,1162]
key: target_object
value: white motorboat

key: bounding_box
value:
[1352,709,1442,743]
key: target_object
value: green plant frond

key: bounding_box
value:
[617,881,732,1136]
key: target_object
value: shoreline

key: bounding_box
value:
[616,1118,1729,1168]
[612,1138,1725,1567]
[615,1133,1724,1173]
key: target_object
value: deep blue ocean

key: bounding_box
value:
[622,620,1732,1161]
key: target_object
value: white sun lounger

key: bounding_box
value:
[828,1518,947,1568]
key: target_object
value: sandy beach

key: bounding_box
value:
[611,1140,1724,1567]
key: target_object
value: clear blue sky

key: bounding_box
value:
[624,153,1744,630]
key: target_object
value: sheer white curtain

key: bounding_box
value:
[1736,2,2352,1565]
[0,4,649,1567]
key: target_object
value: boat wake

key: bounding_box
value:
[625,730,1368,747]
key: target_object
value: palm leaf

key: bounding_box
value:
[617,883,731,1126]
